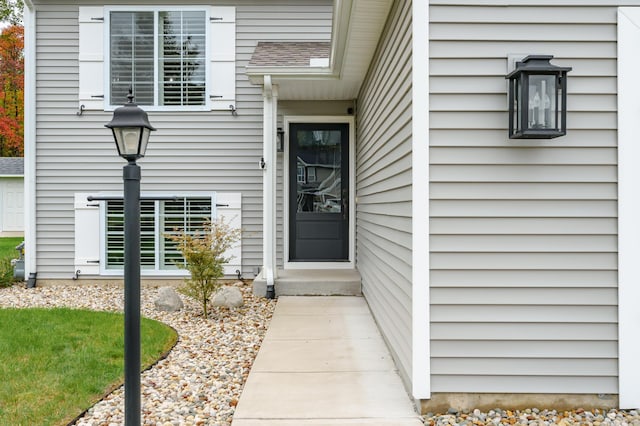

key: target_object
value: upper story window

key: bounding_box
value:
[78,6,236,112]
[109,10,206,107]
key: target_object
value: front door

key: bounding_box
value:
[289,122,349,261]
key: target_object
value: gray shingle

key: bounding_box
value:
[0,157,24,175]
[248,42,330,68]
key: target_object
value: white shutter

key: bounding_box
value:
[216,192,242,276]
[78,7,105,110]
[209,6,236,111]
[74,193,101,275]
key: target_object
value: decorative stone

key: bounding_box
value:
[212,286,244,308]
[154,287,184,312]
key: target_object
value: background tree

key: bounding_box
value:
[0,24,23,157]
[0,0,23,25]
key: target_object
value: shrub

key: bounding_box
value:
[169,217,241,319]
[0,256,17,288]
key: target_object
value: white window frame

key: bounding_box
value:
[296,165,306,184]
[104,6,211,112]
[99,192,216,276]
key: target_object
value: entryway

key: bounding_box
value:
[288,122,350,262]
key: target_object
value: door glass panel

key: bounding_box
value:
[295,129,342,213]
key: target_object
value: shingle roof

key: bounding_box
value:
[248,42,330,68]
[0,157,23,175]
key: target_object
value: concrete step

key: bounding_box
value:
[253,269,361,296]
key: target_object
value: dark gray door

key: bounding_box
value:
[289,122,349,261]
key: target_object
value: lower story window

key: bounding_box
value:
[105,196,213,272]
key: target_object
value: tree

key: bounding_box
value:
[0,0,23,25]
[169,218,241,319]
[0,24,23,157]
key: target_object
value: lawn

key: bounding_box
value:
[0,308,177,425]
[0,237,22,259]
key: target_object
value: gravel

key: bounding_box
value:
[0,281,276,426]
[423,408,640,426]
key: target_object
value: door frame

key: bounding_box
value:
[283,115,355,269]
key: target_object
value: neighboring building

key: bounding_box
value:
[0,157,24,235]
[22,0,640,412]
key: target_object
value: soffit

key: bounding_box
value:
[246,0,394,101]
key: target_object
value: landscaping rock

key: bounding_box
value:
[212,286,244,308]
[154,287,184,312]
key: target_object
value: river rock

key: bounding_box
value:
[212,286,244,308]
[154,287,184,312]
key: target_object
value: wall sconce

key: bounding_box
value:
[276,127,285,152]
[506,55,571,139]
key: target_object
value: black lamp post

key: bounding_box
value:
[105,90,155,426]
[506,55,572,139]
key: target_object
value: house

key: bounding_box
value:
[0,157,24,235]
[22,0,640,413]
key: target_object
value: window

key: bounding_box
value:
[307,167,316,182]
[297,165,306,184]
[78,6,236,111]
[105,196,213,272]
[109,9,206,107]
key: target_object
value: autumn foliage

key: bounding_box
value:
[0,24,23,157]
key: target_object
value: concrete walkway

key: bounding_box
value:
[232,296,423,426]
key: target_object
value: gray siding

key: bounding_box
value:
[429,2,619,393]
[34,1,332,279]
[356,0,413,387]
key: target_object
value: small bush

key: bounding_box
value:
[0,256,17,288]
[169,217,241,319]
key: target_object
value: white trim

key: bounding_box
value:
[283,115,356,270]
[412,0,430,400]
[24,4,36,277]
[618,7,640,409]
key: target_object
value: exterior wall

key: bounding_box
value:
[356,0,413,387]
[429,1,620,394]
[33,0,332,279]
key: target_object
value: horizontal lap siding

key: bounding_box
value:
[34,1,332,279]
[429,3,619,394]
[356,0,413,386]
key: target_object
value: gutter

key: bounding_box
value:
[262,75,277,298]
[23,0,37,284]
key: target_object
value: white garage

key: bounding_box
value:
[0,158,24,235]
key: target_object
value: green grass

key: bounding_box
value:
[0,237,22,259]
[0,308,177,426]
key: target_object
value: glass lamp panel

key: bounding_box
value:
[114,127,142,156]
[139,128,150,157]
[527,75,557,130]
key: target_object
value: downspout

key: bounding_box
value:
[262,75,277,298]
[24,0,37,286]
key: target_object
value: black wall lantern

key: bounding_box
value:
[506,55,571,139]
[276,127,285,152]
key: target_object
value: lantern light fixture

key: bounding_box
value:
[276,127,285,152]
[105,90,156,161]
[506,55,571,139]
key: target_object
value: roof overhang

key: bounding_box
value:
[246,0,393,100]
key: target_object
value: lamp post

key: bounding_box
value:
[105,90,155,426]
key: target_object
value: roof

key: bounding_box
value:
[249,42,330,68]
[0,157,24,175]
[246,0,394,101]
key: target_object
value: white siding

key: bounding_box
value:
[34,1,332,279]
[356,0,413,387]
[429,2,621,394]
